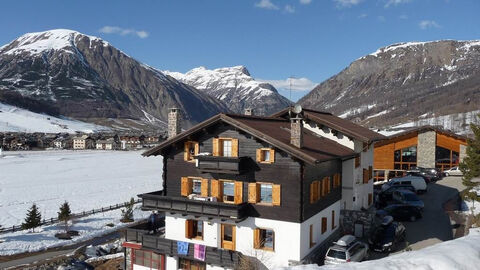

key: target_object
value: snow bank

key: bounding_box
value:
[461,200,480,216]
[277,233,480,270]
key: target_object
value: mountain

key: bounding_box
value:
[163,66,291,116]
[0,29,229,131]
[299,40,480,134]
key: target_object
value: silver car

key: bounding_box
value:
[324,235,369,265]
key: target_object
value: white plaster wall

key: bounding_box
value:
[299,201,341,259]
[303,121,355,149]
[341,158,354,210]
[165,215,219,247]
[133,265,152,270]
[166,256,177,270]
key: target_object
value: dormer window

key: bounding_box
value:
[222,139,233,157]
[184,141,199,162]
[256,148,275,164]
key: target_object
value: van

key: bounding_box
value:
[381,175,427,194]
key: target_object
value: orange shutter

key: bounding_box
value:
[194,142,199,156]
[181,177,189,196]
[248,183,258,203]
[201,178,209,197]
[213,138,219,156]
[310,182,315,203]
[269,149,275,163]
[256,149,262,162]
[185,220,193,238]
[234,181,243,204]
[327,177,331,194]
[272,184,281,206]
[184,142,189,161]
[211,179,221,201]
[253,228,260,249]
[355,156,360,168]
[363,169,368,183]
[231,139,239,157]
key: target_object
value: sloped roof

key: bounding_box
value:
[271,108,387,143]
[375,125,468,147]
[142,113,356,164]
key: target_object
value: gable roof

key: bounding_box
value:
[142,113,356,164]
[375,125,468,147]
[271,108,387,143]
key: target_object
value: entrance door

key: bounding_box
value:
[221,224,236,250]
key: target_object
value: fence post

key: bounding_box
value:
[12,225,15,232]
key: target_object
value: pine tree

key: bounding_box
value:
[121,197,135,222]
[22,203,42,232]
[460,117,480,185]
[57,201,72,233]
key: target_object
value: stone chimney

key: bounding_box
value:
[244,108,254,116]
[290,116,303,148]
[168,108,181,139]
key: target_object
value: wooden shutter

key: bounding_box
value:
[272,184,281,206]
[213,138,219,156]
[256,149,262,162]
[201,178,209,197]
[234,181,243,204]
[327,177,331,194]
[309,225,314,248]
[181,177,190,196]
[248,183,258,203]
[310,182,315,203]
[185,220,193,238]
[355,156,360,168]
[331,210,335,229]
[363,169,368,183]
[184,142,189,161]
[231,139,239,157]
[211,179,222,201]
[253,228,260,249]
[322,217,327,234]
[269,149,275,163]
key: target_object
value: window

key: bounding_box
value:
[222,181,235,202]
[254,228,275,251]
[185,220,203,240]
[181,177,208,197]
[221,224,236,251]
[394,146,417,170]
[260,183,272,203]
[213,138,238,157]
[133,250,162,269]
[248,182,281,206]
[184,141,199,162]
[436,146,460,171]
[179,258,206,270]
[321,177,330,197]
[363,169,369,184]
[192,179,202,195]
[331,210,336,229]
[309,224,315,248]
[355,156,360,168]
[321,217,327,234]
[223,139,232,157]
[211,180,243,204]
[256,148,275,164]
[310,180,320,203]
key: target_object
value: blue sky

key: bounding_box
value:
[1,0,479,101]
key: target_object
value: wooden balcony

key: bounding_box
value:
[125,224,241,269]
[138,191,249,222]
[195,155,248,174]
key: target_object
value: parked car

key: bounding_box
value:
[409,167,442,181]
[444,167,463,176]
[406,171,434,183]
[324,235,369,265]
[380,204,423,221]
[382,175,427,194]
[375,184,416,208]
[369,216,406,252]
[392,190,424,209]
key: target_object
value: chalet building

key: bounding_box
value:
[373,126,468,182]
[121,136,144,150]
[52,138,66,149]
[72,135,94,150]
[96,138,118,150]
[123,107,385,270]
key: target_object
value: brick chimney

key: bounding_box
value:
[290,116,303,148]
[168,108,181,139]
[244,108,254,116]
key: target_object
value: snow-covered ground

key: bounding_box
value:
[0,207,148,256]
[0,102,109,133]
[462,200,480,216]
[0,150,162,227]
[278,228,480,270]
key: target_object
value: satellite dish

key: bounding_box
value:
[292,104,302,114]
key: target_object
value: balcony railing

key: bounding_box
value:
[139,191,249,222]
[195,155,248,174]
[125,224,241,269]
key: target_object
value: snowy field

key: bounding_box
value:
[0,207,148,255]
[0,150,162,227]
[279,228,480,270]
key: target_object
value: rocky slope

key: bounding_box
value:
[164,66,291,115]
[0,29,228,130]
[299,40,480,133]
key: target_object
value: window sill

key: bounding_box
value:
[255,202,274,206]
[255,247,274,252]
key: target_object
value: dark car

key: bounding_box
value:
[375,184,416,208]
[369,216,406,252]
[381,204,422,221]
[409,167,441,181]
[406,171,434,183]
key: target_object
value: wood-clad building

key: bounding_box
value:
[373,126,468,182]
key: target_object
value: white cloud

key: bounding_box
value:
[334,0,363,8]
[258,77,317,92]
[378,15,386,22]
[385,0,412,8]
[358,13,368,19]
[419,20,440,30]
[284,5,295,13]
[99,26,149,39]
[399,14,408,19]
[300,0,312,4]
[255,0,279,10]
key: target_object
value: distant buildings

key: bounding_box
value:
[72,135,94,150]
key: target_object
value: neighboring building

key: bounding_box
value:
[72,135,94,150]
[120,136,143,150]
[52,138,66,149]
[123,107,384,270]
[96,138,118,150]
[143,135,162,148]
[373,126,468,183]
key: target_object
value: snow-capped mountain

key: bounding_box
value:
[0,29,228,130]
[300,40,480,134]
[164,66,291,115]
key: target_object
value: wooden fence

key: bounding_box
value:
[0,199,142,234]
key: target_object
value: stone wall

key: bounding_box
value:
[340,209,375,239]
[460,144,467,163]
[417,131,436,168]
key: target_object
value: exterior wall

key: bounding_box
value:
[352,141,373,210]
[73,139,86,149]
[303,121,355,149]
[166,256,177,270]
[417,131,436,168]
[341,158,354,210]
[374,134,418,170]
